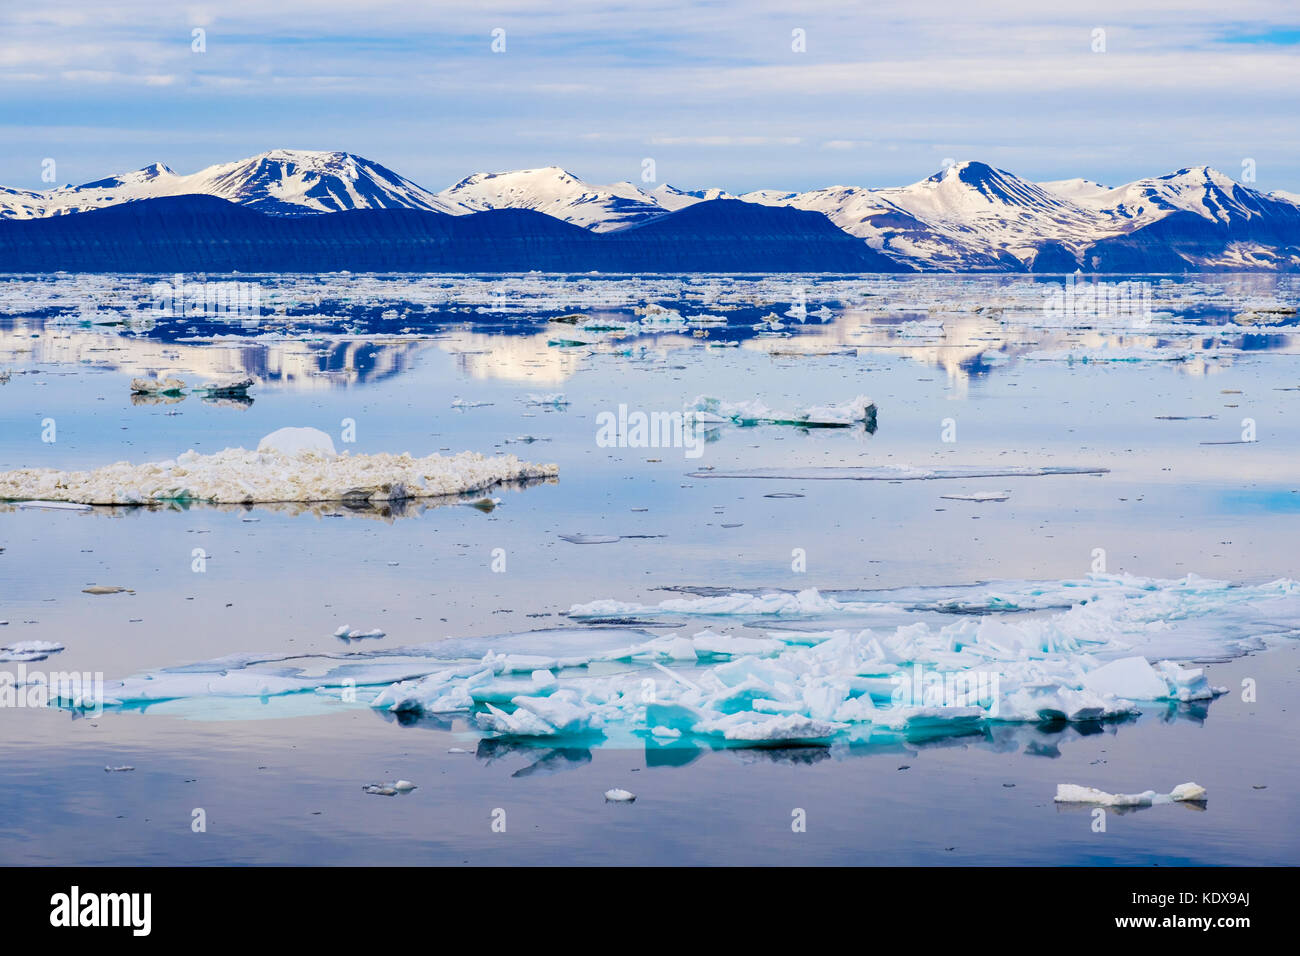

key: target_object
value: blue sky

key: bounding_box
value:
[2,1,1298,194]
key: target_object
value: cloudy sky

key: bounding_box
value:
[2,1,1298,194]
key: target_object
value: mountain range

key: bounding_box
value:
[3,149,1299,272]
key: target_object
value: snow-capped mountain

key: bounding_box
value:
[749,161,1300,270]
[750,162,1120,269]
[1066,166,1295,229]
[437,167,667,231]
[4,151,1300,271]
[648,184,737,211]
[0,150,466,219]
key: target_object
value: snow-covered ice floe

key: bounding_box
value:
[61,574,1300,745]
[1055,782,1207,806]
[686,395,876,428]
[0,640,65,663]
[0,427,557,506]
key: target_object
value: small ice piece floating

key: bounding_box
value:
[104,765,135,773]
[687,395,876,429]
[130,377,252,399]
[130,377,185,395]
[0,427,558,506]
[363,780,416,796]
[689,464,1107,481]
[558,533,624,545]
[524,393,569,406]
[0,640,64,663]
[1054,782,1207,806]
[15,501,91,512]
[334,625,386,640]
[940,492,1010,502]
[67,575,1297,748]
[192,378,253,397]
[604,789,636,802]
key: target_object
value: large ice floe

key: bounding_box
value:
[63,574,1300,746]
[0,427,557,506]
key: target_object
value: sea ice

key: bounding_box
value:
[687,395,876,427]
[0,428,558,506]
[60,574,1293,747]
[0,640,65,662]
[130,377,185,394]
[1054,782,1207,806]
[334,626,386,640]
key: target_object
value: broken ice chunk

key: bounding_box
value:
[1082,656,1225,703]
[333,626,386,640]
[1054,782,1207,806]
[559,533,622,544]
[1081,656,1168,701]
[939,492,1010,502]
[604,789,636,802]
[362,779,416,796]
[695,712,845,742]
[0,640,65,662]
[130,377,185,395]
[1153,661,1222,701]
[193,378,253,396]
[686,394,876,428]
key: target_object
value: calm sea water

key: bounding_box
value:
[1,273,1296,864]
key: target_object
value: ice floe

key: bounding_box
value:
[687,395,876,428]
[0,427,558,506]
[15,500,91,512]
[0,640,65,663]
[130,376,185,394]
[1055,782,1207,806]
[61,574,1298,746]
[334,626,386,640]
[940,492,1010,502]
[363,780,416,796]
